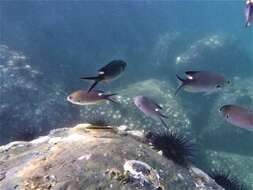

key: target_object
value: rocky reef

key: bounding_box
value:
[0,45,80,145]
[0,123,222,190]
[173,34,252,78]
[196,76,253,189]
[151,33,252,83]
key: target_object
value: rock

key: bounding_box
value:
[196,76,253,189]
[173,34,252,78]
[198,150,253,189]
[0,123,222,190]
[199,76,253,153]
[0,44,80,145]
[151,31,182,68]
[79,79,191,133]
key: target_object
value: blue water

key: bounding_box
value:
[0,1,253,189]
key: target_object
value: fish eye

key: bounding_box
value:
[227,80,231,84]
[69,96,72,100]
[226,114,229,119]
[78,100,81,102]
[216,84,221,88]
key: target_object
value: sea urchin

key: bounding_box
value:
[210,171,249,190]
[146,130,195,166]
[86,115,114,127]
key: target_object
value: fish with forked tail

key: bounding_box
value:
[80,60,127,92]
[133,96,169,127]
[175,71,230,95]
[219,104,253,131]
[67,90,118,105]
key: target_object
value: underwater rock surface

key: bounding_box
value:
[197,76,253,189]
[199,150,253,190]
[0,123,222,190]
[0,45,80,145]
[174,34,252,78]
[79,79,191,133]
[201,77,253,151]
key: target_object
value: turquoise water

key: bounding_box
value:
[0,1,253,189]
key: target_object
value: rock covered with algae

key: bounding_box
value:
[0,123,222,190]
[79,79,191,133]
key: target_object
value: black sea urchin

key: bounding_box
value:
[146,130,195,166]
[14,128,38,141]
[210,171,249,190]
[86,114,113,127]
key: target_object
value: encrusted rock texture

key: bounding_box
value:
[0,124,222,190]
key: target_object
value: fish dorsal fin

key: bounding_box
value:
[185,71,202,76]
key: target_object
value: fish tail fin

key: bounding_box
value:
[245,22,250,28]
[80,76,104,93]
[160,117,168,128]
[87,81,99,93]
[105,93,120,104]
[175,75,185,95]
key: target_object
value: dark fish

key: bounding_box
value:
[245,0,253,27]
[220,104,253,131]
[175,71,230,95]
[80,60,127,92]
[133,96,168,127]
[67,90,117,105]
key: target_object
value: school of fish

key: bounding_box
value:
[67,1,253,137]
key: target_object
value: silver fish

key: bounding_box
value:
[67,90,117,105]
[80,60,127,92]
[245,0,253,27]
[175,71,230,95]
[220,104,253,131]
[133,96,168,127]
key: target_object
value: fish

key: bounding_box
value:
[219,104,253,131]
[175,71,230,95]
[67,90,118,105]
[245,0,253,27]
[80,60,127,92]
[133,96,168,127]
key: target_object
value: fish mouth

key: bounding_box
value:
[67,96,73,103]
